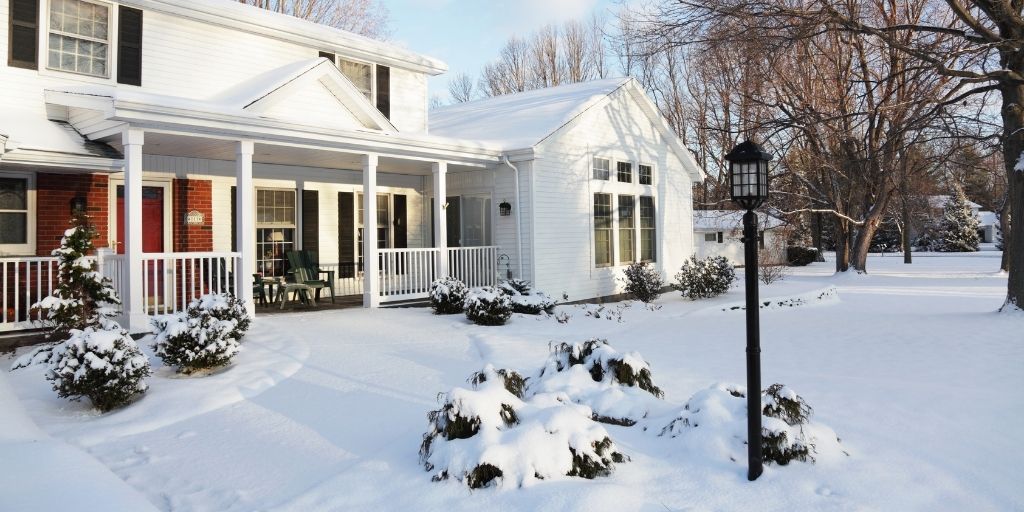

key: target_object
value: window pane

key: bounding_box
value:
[617,161,632,183]
[639,196,656,262]
[638,165,652,185]
[594,193,613,266]
[593,157,610,180]
[618,196,635,263]
[705,232,716,242]
[0,179,27,210]
[0,213,28,244]
[340,59,373,100]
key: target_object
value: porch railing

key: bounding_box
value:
[378,248,439,300]
[1,256,60,332]
[448,246,499,289]
[139,252,242,315]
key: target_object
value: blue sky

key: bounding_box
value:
[383,0,620,101]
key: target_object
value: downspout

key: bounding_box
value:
[502,155,524,280]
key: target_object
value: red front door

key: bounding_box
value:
[116,185,164,254]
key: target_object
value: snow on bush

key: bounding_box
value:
[786,245,819,266]
[621,262,665,303]
[17,326,151,412]
[497,279,558,314]
[674,255,737,300]
[531,339,665,426]
[464,286,513,326]
[660,383,844,466]
[420,365,626,489]
[936,186,980,252]
[33,214,121,339]
[151,293,248,374]
[429,276,468,314]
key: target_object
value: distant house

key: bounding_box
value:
[926,195,1002,244]
[693,210,786,266]
[0,0,704,332]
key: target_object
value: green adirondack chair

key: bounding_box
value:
[285,250,335,304]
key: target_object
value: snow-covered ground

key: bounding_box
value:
[2,253,1021,511]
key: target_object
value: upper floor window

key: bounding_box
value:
[617,161,632,183]
[639,164,653,185]
[340,58,372,101]
[593,157,610,180]
[47,0,110,77]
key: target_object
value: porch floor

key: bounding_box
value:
[254,294,363,315]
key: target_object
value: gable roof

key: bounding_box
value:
[693,210,785,231]
[429,77,705,181]
[0,110,120,159]
[46,58,396,133]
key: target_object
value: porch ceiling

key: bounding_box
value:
[104,132,487,176]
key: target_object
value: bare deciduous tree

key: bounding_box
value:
[447,73,476,103]
[238,0,391,40]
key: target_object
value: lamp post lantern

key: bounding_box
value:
[725,140,772,482]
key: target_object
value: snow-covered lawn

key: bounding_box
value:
[2,253,1021,511]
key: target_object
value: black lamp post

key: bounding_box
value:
[725,140,772,482]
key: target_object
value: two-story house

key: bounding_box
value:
[0,0,703,332]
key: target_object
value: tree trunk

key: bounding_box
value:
[835,220,850,272]
[1000,201,1011,271]
[1001,82,1024,310]
[902,202,913,264]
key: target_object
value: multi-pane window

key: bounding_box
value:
[593,157,610,180]
[639,164,653,185]
[256,189,296,277]
[0,178,28,245]
[617,161,632,183]
[618,196,635,264]
[593,193,612,267]
[357,193,389,267]
[639,196,656,262]
[340,58,373,101]
[48,0,109,77]
[704,233,716,242]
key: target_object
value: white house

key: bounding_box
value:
[0,0,703,333]
[693,210,786,266]
[927,195,1001,244]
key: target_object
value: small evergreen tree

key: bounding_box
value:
[936,187,980,252]
[33,213,120,338]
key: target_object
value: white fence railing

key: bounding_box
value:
[1,256,60,331]
[139,252,241,315]
[448,246,499,289]
[378,248,439,300]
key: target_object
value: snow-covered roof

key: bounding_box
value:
[119,0,447,74]
[693,210,785,231]
[0,109,120,159]
[429,78,632,149]
[928,195,982,210]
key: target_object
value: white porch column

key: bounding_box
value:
[432,161,448,278]
[363,154,380,307]
[122,128,146,331]
[235,141,256,316]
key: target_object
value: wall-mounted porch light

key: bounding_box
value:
[70,196,87,215]
[498,200,512,217]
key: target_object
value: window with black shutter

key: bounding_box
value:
[301,190,319,255]
[117,6,143,85]
[9,0,39,69]
[375,64,390,119]
[337,192,355,278]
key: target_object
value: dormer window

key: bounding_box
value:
[47,0,110,77]
[339,58,372,101]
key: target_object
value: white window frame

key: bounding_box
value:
[0,171,36,256]
[338,56,376,106]
[592,156,611,181]
[638,163,655,186]
[45,0,113,79]
[356,191,391,266]
[255,187,298,277]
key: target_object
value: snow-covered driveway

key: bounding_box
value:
[2,254,1021,511]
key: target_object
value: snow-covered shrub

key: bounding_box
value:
[18,326,151,412]
[786,246,819,266]
[621,262,664,303]
[674,255,736,300]
[660,383,843,466]
[497,279,558,314]
[429,276,468,315]
[464,286,513,326]
[531,339,664,425]
[151,293,247,374]
[420,365,626,488]
[33,213,121,339]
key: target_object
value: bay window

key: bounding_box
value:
[47,0,110,77]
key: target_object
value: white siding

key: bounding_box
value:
[695,229,786,266]
[528,89,696,301]
[0,1,431,134]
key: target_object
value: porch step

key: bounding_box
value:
[380,298,430,308]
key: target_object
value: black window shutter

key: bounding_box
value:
[338,192,355,278]
[116,6,143,86]
[9,0,39,69]
[375,65,390,120]
[393,194,407,249]
[301,190,319,255]
[230,186,237,252]
[318,51,335,64]
[446,196,461,247]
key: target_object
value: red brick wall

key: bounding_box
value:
[172,179,213,252]
[36,173,109,255]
